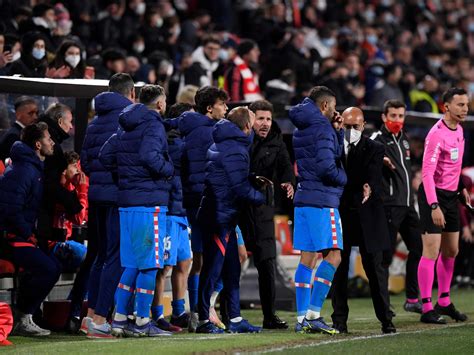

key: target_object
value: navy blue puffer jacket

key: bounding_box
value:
[99,103,174,207]
[0,142,44,240]
[178,111,218,209]
[167,128,186,216]
[289,97,347,208]
[198,119,265,226]
[81,92,132,204]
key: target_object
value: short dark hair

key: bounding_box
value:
[308,86,336,106]
[167,102,193,118]
[194,86,229,115]
[237,39,257,57]
[202,35,221,47]
[249,99,273,114]
[45,103,72,124]
[14,96,37,111]
[227,106,251,131]
[64,151,80,165]
[21,122,48,149]
[109,73,134,96]
[442,87,467,103]
[139,84,166,106]
[383,99,406,115]
[384,63,401,79]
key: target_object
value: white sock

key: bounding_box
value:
[114,313,128,322]
[198,320,209,326]
[297,315,305,323]
[210,291,220,308]
[136,317,150,326]
[305,310,320,320]
[230,317,242,323]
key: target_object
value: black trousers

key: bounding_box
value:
[331,244,392,325]
[384,206,422,300]
[255,258,276,319]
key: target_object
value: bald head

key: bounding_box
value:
[342,107,364,128]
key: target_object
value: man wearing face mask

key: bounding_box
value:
[370,100,423,314]
[331,107,394,335]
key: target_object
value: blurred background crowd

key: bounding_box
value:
[1,0,474,114]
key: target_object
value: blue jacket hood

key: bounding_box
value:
[94,92,133,115]
[178,111,216,136]
[119,103,154,131]
[10,141,43,171]
[212,119,250,145]
[289,97,330,129]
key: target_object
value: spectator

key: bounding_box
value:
[18,3,56,50]
[369,63,404,109]
[0,34,22,75]
[95,48,126,80]
[178,10,211,54]
[50,40,92,79]
[8,32,48,78]
[409,75,440,113]
[0,122,60,337]
[184,35,221,88]
[96,0,123,50]
[0,96,38,162]
[176,85,199,106]
[224,39,263,102]
[140,6,166,55]
[37,103,83,246]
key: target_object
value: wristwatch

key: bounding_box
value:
[430,203,439,210]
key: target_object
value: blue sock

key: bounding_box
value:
[135,269,158,318]
[151,305,164,320]
[172,299,185,317]
[188,274,199,312]
[309,260,336,313]
[116,267,138,316]
[214,278,224,293]
[295,263,312,320]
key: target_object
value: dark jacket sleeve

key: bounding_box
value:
[99,133,118,172]
[80,131,91,176]
[138,121,174,179]
[276,139,295,184]
[224,150,265,205]
[366,141,385,197]
[4,167,34,239]
[314,132,347,187]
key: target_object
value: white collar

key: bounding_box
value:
[15,120,26,129]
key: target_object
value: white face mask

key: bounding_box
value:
[135,2,146,16]
[12,51,21,62]
[133,43,145,53]
[65,54,81,68]
[344,128,362,144]
[32,48,46,60]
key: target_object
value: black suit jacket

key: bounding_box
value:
[340,135,390,253]
[0,122,22,162]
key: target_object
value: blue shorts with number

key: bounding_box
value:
[164,215,192,266]
[119,206,167,270]
[293,207,343,252]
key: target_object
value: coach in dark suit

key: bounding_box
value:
[331,107,395,334]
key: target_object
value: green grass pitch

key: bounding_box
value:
[5,289,474,354]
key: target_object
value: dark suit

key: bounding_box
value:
[331,135,392,326]
[0,122,22,162]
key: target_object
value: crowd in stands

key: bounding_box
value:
[0,0,474,112]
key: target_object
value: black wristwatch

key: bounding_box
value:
[430,203,439,210]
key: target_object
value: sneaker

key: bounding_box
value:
[13,314,51,337]
[87,322,114,339]
[295,319,310,333]
[129,321,173,337]
[404,301,422,314]
[196,321,225,334]
[170,313,189,328]
[111,319,129,337]
[80,316,92,335]
[305,317,339,335]
[420,310,447,324]
[434,303,468,322]
[155,318,182,332]
[229,319,262,333]
[209,307,226,330]
[188,312,199,333]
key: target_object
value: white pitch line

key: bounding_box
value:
[257,322,473,354]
